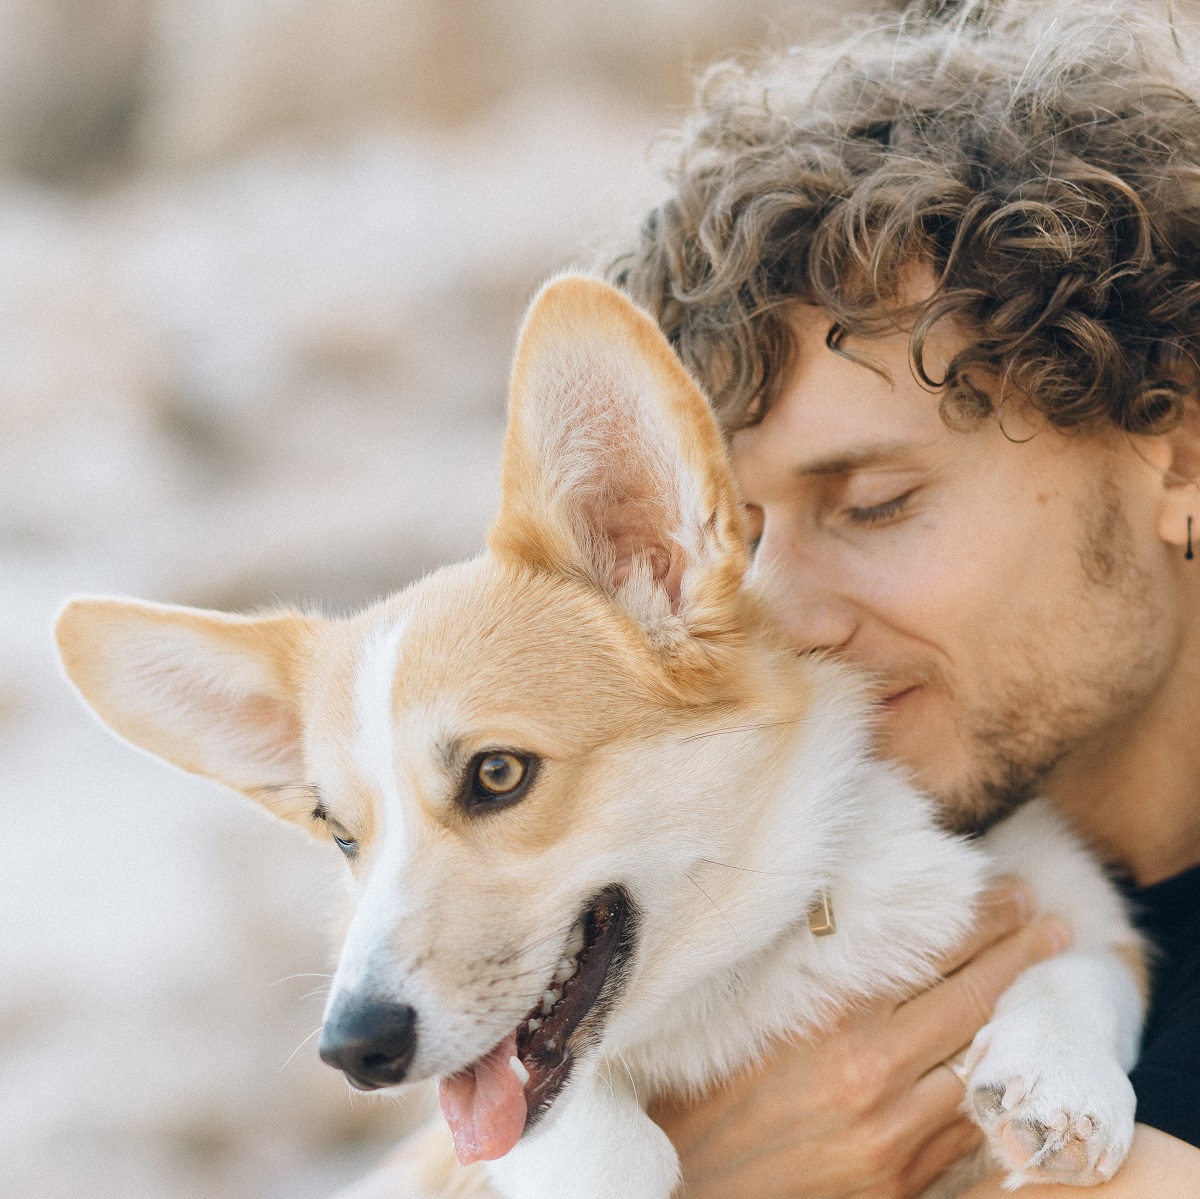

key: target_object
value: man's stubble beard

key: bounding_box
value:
[936,479,1169,837]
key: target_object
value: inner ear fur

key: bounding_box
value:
[489,274,748,635]
[55,596,318,819]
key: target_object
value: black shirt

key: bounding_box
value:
[1121,861,1200,1147]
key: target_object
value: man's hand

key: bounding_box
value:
[649,881,1071,1199]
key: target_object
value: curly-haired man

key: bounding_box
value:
[612,1,1200,1194]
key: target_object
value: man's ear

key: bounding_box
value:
[489,274,748,645]
[55,597,318,822]
[1154,397,1200,552]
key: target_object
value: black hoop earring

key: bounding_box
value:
[1188,515,1194,561]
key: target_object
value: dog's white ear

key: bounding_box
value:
[55,597,317,819]
[491,274,748,642]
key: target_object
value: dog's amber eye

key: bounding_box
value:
[477,752,525,794]
[461,750,538,812]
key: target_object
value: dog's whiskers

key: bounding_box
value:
[696,858,792,878]
[679,718,802,743]
[248,781,322,797]
[614,1047,640,1107]
[300,875,343,905]
[246,781,327,822]
[684,870,738,937]
[271,971,333,987]
[280,1025,324,1072]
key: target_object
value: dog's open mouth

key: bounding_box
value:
[438,885,632,1165]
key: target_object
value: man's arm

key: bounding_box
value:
[958,1126,1200,1199]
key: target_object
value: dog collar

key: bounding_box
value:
[807,891,837,936]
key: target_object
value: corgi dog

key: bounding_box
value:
[56,276,1145,1199]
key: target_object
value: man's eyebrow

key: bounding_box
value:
[792,441,929,477]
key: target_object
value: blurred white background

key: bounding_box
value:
[0,3,877,1196]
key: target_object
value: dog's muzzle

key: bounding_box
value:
[319,996,417,1090]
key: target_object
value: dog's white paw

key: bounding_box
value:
[964,1015,1136,1188]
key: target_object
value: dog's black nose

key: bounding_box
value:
[318,998,418,1089]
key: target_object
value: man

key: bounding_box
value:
[611,1,1200,1194]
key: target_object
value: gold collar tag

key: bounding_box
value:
[807,891,836,936]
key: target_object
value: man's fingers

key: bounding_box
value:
[931,879,1034,977]
[895,914,1071,1079]
[900,1117,985,1198]
[900,1053,978,1135]
[851,1057,974,1195]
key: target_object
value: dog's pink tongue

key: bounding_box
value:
[438,1031,527,1165]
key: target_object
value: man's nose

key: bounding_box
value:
[318,995,417,1090]
[754,525,859,653]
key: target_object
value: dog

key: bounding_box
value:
[56,275,1146,1198]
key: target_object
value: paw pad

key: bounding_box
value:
[965,1047,1134,1188]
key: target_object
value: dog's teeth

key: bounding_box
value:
[565,921,586,958]
[553,957,578,984]
[540,989,562,1015]
[527,1017,542,1032]
[508,1055,530,1087]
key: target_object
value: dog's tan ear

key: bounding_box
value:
[491,274,747,641]
[55,597,318,819]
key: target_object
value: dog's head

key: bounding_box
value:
[55,277,791,1162]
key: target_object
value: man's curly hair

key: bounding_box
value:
[610,0,1200,434]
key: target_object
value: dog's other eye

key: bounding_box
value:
[462,750,538,811]
[312,801,359,859]
[326,818,358,860]
[331,831,359,859]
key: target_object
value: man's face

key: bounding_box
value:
[732,304,1178,833]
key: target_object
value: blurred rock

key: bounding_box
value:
[0,0,149,182]
[138,0,846,167]
[0,0,890,183]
